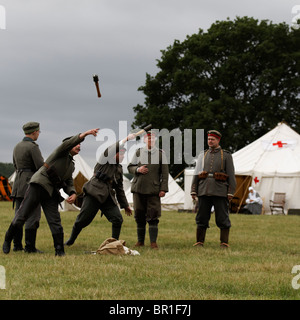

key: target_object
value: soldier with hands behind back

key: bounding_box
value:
[11,122,44,253]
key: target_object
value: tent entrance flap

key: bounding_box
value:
[231,175,252,213]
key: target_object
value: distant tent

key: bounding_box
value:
[125,174,185,211]
[232,122,300,214]
[60,154,93,211]
[183,168,196,211]
[0,175,12,201]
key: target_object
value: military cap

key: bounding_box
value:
[144,130,156,137]
[23,122,40,134]
[208,130,222,140]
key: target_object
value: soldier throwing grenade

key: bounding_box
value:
[191,130,236,248]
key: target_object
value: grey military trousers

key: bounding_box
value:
[72,194,123,231]
[12,183,63,235]
[14,197,41,230]
[133,193,161,225]
[196,195,231,229]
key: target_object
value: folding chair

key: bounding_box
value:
[269,193,286,215]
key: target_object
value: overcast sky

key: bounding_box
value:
[0,0,298,168]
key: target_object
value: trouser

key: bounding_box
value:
[13,197,41,248]
[72,194,124,240]
[13,183,63,237]
[133,193,161,243]
[196,195,231,229]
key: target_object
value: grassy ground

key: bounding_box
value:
[0,201,299,300]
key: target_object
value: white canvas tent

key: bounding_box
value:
[125,174,185,211]
[60,154,94,211]
[232,122,300,214]
[183,168,196,211]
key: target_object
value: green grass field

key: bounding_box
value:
[0,201,299,300]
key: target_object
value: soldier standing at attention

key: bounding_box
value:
[3,128,99,256]
[191,130,236,248]
[65,133,135,246]
[127,131,169,249]
[11,122,44,253]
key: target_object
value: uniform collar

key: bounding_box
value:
[145,145,158,154]
[23,137,34,142]
[209,146,221,153]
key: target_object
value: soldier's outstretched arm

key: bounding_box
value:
[79,128,99,139]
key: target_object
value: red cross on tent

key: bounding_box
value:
[254,177,260,184]
[272,141,287,148]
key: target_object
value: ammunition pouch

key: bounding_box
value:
[45,165,67,189]
[198,171,229,182]
[214,172,229,182]
[198,171,208,179]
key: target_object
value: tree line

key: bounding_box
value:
[132,16,300,176]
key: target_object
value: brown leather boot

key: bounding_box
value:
[150,242,158,249]
[193,227,206,247]
[220,228,230,248]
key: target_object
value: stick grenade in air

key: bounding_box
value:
[93,75,101,98]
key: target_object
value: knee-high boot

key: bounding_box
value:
[220,228,230,248]
[135,224,146,247]
[149,224,158,249]
[13,227,23,251]
[24,229,43,253]
[65,226,82,246]
[193,227,206,247]
[3,223,19,254]
[52,233,65,256]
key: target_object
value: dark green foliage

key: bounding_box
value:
[132,17,300,176]
[0,163,14,178]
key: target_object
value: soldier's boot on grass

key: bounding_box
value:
[3,223,19,254]
[24,229,43,253]
[149,224,159,249]
[135,226,146,247]
[53,233,65,256]
[13,228,24,252]
[65,226,81,246]
[193,227,206,247]
[220,228,230,248]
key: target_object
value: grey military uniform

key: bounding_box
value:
[11,134,83,248]
[128,146,169,195]
[11,137,44,198]
[191,147,236,198]
[30,134,81,197]
[127,146,169,246]
[11,136,44,250]
[191,146,236,233]
[66,141,129,244]
[83,141,128,208]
